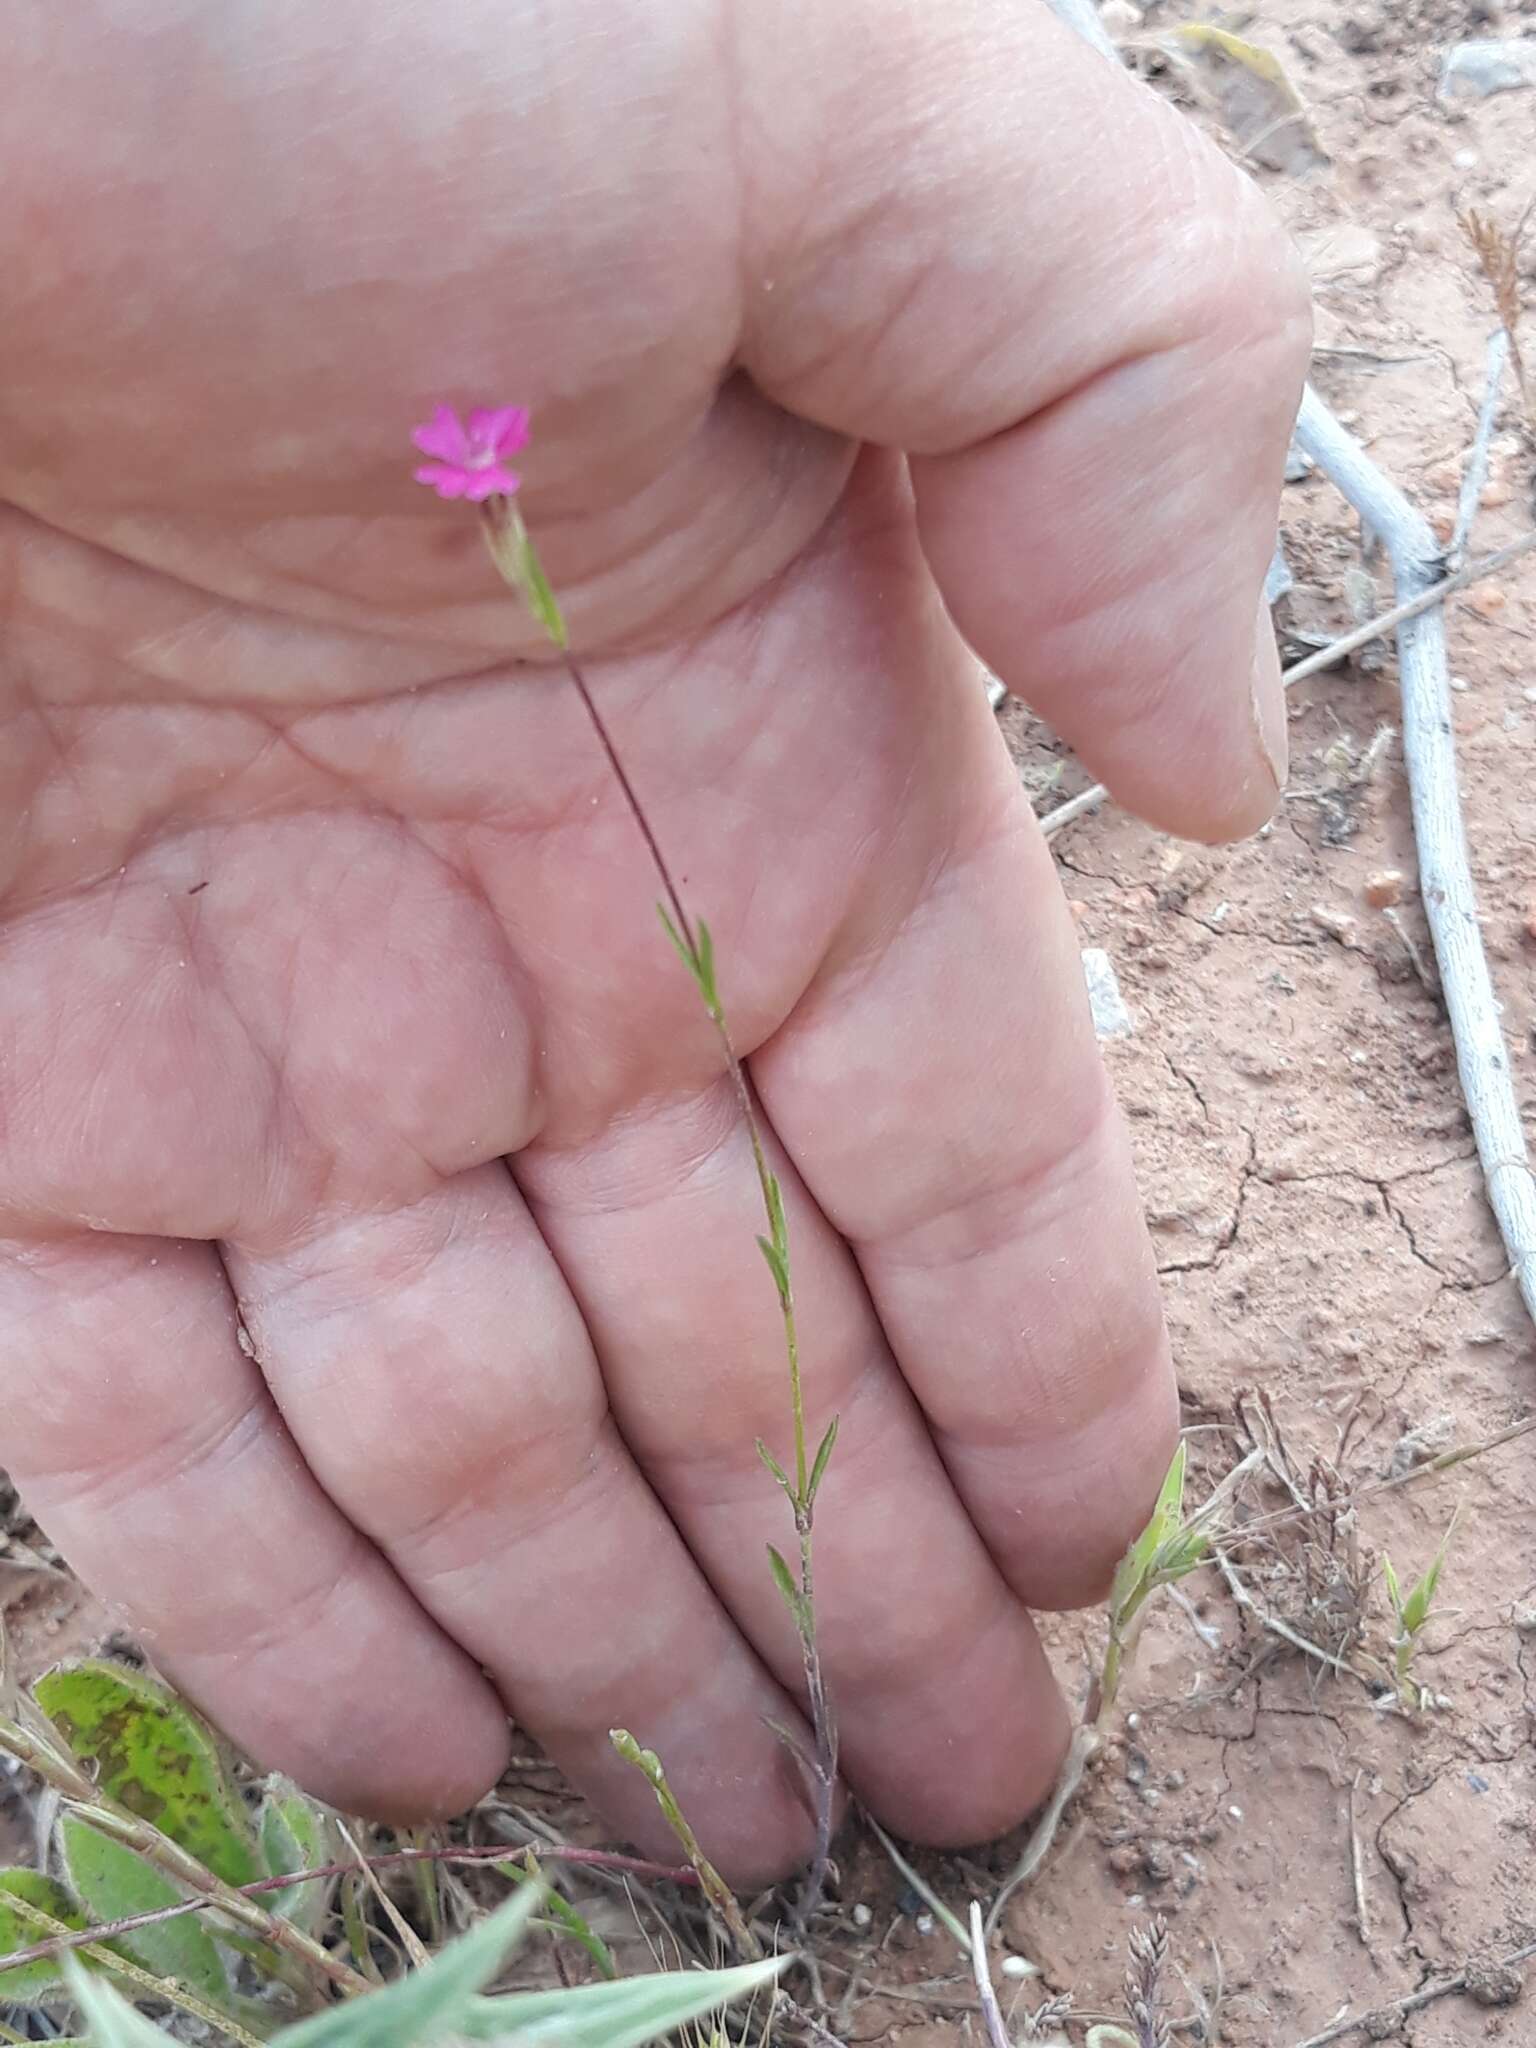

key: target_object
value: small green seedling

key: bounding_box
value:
[1382,1507,1459,1713]
[1097,1442,1221,1728]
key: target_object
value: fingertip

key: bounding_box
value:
[207,1654,513,1829]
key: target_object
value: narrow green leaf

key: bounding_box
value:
[807,1416,840,1503]
[755,1439,792,1492]
[764,1170,788,1253]
[1401,1509,1460,1637]
[756,1235,790,1303]
[1381,1553,1403,1623]
[272,1885,544,2048]
[693,919,719,1014]
[60,1963,170,2048]
[59,1820,229,2008]
[655,904,714,1010]
[1109,1442,1187,1620]
[455,1955,787,2046]
[35,1664,260,1885]
[497,1859,616,1981]
[0,1868,85,2004]
[766,1545,802,1626]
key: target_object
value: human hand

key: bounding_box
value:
[0,0,1307,1880]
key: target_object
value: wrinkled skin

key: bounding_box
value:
[0,0,1308,1879]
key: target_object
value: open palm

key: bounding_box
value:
[0,0,1307,1877]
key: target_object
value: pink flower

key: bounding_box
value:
[411,403,530,502]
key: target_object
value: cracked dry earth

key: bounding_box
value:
[4,0,1536,2043]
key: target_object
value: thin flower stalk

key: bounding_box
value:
[413,408,840,1907]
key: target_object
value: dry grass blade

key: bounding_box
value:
[1460,206,1530,415]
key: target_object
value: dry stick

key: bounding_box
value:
[967,1902,1013,2048]
[1451,329,1510,563]
[1035,528,1536,838]
[1345,1773,1370,1950]
[1288,1935,1536,2048]
[1293,384,1536,1331]
[0,1842,699,1982]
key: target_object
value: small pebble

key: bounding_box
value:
[1452,146,1481,169]
[1450,673,1470,692]
[1469,585,1507,616]
[999,1955,1035,1981]
[1099,0,1144,32]
[914,1912,935,1937]
[1227,1805,1244,1822]
[1440,36,1536,99]
[850,1902,872,1930]
[1364,868,1405,908]
[1311,904,1359,946]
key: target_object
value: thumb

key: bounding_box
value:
[741,0,1310,842]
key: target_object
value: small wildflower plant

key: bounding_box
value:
[410,404,840,1905]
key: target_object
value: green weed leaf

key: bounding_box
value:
[260,1780,336,1930]
[456,1954,786,2045]
[59,1818,229,2007]
[756,1439,792,1492]
[1382,1552,1404,1623]
[0,1868,85,2004]
[693,919,719,1014]
[35,1663,260,1885]
[807,1416,840,1503]
[272,1885,543,2047]
[1110,1441,1187,1619]
[656,907,719,1015]
[756,1235,790,1304]
[766,1545,804,1631]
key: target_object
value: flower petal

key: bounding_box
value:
[413,461,470,499]
[411,404,470,463]
[462,465,520,502]
[466,405,530,458]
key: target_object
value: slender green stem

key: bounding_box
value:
[556,650,838,1904]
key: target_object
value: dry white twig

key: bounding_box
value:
[968,1901,1014,2048]
[1288,1935,1536,2048]
[1293,385,1536,1330]
[1451,327,1510,563]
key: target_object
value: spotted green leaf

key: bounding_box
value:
[35,1663,260,1885]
